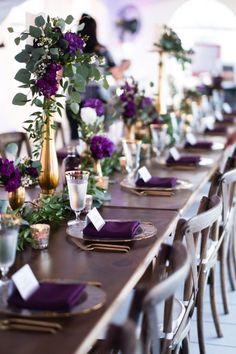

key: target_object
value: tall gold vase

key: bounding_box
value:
[156,50,167,115]
[39,115,59,196]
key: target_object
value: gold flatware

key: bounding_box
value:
[70,237,129,253]
[0,318,62,330]
[0,322,57,334]
[167,165,197,171]
[87,242,130,251]
[128,188,174,197]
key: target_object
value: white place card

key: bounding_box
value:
[12,264,39,300]
[169,147,180,161]
[87,207,105,231]
[186,133,197,145]
[138,166,152,182]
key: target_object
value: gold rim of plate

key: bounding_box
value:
[0,282,106,318]
[66,220,157,243]
[120,177,193,191]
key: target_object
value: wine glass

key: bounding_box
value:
[66,170,90,232]
[150,123,167,158]
[122,139,142,179]
[0,214,20,287]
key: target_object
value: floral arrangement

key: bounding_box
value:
[154,25,192,67]
[0,158,40,192]
[8,14,107,157]
[90,135,114,160]
[112,78,156,126]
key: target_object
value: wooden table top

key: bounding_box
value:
[0,208,178,354]
[104,149,225,214]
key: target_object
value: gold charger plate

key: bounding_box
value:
[120,177,193,191]
[183,142,224,153]
[0,281,106,318]
[67,220,157,243]
[158,157,213,168]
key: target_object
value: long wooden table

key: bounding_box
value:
[0,208,178,354]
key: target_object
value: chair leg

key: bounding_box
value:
[219,243,229,314]
[196,272,206,354]
[209,268,223,337]
[181,336,190,354]
[227,239,236,291]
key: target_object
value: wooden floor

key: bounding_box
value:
[190,263,236,354]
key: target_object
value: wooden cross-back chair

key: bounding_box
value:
[0,132,31,158]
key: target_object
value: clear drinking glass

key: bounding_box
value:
[66,170,90,232]
[150,123,168,157]
[122,139,142,178]
[0,214,20,286]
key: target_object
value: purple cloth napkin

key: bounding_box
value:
[83,221,141,239]
[218,116,235,123]
[166,155,201,165]
[8,282,86,311]
[205,126,227,134]
[184,141,213,150]
[136,177,177,188]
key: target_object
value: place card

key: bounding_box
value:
[186,133,197,145]
[138,166,152,182]
[169,147,180,161]
[87,207,105,231]
[12,264,39,300]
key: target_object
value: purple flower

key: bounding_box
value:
[0,158,21,192]
[64,32,84,54]
[139,96,152,109]
[25,166,39,178]
[123,100,136,118]
[82,98,105,116]
[36,63,62,97]
[90,135,114,160]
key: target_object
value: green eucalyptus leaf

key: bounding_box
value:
[50,47,59,55]
[15,50,30,63]
[32,47,44,60]
[29,25,42,38]
[77,23,85,31]
[35,15,45,27]
[20,32,28,40]
[59,38,68,50]
[25,44,33,53]
[70,91,81,103]
[70,102,80,114]
[103,76,109,90]
[12,93,28,106]
[55,19,65,31]
[14,37,21,45]
[6,143,18,157]
[14,69,31,83]
[7,27,14,33]
[65,15,74,25]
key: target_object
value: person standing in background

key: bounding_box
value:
[66,13,131,140]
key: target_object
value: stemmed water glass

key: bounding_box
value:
[122,139,142,180]
[0,214,20,287]
[150,123,168,158]
[66,170,90,232]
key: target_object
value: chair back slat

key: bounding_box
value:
[0,132,31,158]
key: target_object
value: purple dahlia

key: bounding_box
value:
[0,158,21,192]
[82,98,105,116]
[90,135,114,160]
[64,32,84,54]
[36,63,62,97]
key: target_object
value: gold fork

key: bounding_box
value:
[70,237,129,253]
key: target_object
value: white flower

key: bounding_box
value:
[80,107,97,125]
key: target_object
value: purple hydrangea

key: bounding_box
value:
[90,135,114,160]
[139,96,152,109]
[82,98,105,116]
[0,158,21,192]
[64,32,84,54]
[36,63,62,97]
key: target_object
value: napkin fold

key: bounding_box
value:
[166,155,201,165]
[136,177,177,188]
[8,282,86,311]
[205,126,227,134]
[218,116,235,124]
[184,141,213,150]
[83,220,140,239]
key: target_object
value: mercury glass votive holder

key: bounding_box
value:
[30,224,50,250]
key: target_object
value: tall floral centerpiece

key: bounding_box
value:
[9,15,106,195]
[112,78,155,140]
[153,25,192,114]
[90,135,114,177]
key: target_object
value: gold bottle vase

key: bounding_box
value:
[93,159,103,177]
[8,186,25,210]
[39,115,59,196]
[124,123,136,140]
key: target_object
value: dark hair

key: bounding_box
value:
[79,13,100,53]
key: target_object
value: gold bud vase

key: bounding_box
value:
[93,159,103,177]
[39,114,59,196]
[124,123,136,140]
[8,186,25,210]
